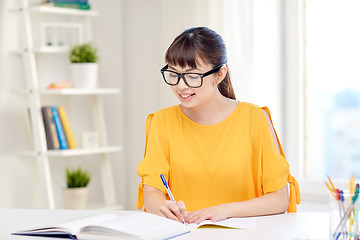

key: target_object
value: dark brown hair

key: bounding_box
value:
[165,27,236,100]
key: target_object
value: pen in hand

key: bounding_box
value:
[160,174,185,224]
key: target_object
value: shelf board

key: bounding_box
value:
[13,88,121,95]
[11,47,69,54]
[40,88,120,95]
[19,146,122,157]
[48,146,122,157]
[28,5,99,17]
[35,46,69,53]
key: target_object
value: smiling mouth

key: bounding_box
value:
[179,93,195,99]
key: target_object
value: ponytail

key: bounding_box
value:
[218,68,236,100]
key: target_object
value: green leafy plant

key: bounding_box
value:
[69,43,98,63]
[66,167,91,188]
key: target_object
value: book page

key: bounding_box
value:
[58,213,118,234]
[81,212,190,239]
[187,217,257,230]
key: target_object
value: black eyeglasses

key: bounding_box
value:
[160,64,224,88]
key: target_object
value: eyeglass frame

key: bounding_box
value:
[160,64,225,88]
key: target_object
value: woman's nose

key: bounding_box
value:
[177,76,189,89]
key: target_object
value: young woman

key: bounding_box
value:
[136,27,300,223]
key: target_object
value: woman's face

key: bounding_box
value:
[168,60,221,109]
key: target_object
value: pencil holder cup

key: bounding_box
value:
[329,191,359,239]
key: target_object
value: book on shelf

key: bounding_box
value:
[51,106,69,150]
[41,106,60,150]
[46,81,72,89]
[58,106,78,149]
[53,2,91,10]
[43,0,88,3]
[42,1,91,10]
[12,212,191,240]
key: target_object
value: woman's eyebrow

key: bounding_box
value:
[168,66,200,72]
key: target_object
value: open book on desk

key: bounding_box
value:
[12,211,257,239]
[12,211,190,240]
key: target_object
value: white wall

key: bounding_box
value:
[121,0,166,209]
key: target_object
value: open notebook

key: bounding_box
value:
[187,217,257,230]
[12,211,257,239]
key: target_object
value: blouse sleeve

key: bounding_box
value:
[136,113,170,209]
[254,106,300,212]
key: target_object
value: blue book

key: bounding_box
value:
[51,106,69,150]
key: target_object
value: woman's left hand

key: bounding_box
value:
[184,204,230,224]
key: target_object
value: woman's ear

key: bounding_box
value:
[216,65,228,84]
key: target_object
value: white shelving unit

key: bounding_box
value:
[14,0,122,210]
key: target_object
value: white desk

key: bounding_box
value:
[1,209,329,240]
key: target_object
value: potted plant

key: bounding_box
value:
[63,167,91,209]
[69,43,99,88]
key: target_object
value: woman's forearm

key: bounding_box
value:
[225,185,289,218]
[184,185,289,223]
[143,185,167,215]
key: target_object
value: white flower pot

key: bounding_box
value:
[63,187,89,209]
[70,63,98,88]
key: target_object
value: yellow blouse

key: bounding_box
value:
[137,102,300,212]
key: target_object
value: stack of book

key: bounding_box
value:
[42,0,91,10]
[41,106,78,150]
[46,81,72,89]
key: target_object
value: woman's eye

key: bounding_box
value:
[169,73,178,78]
[187,74,200,79]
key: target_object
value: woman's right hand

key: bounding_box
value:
[159,200,186,223]
[143,184,186,223]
